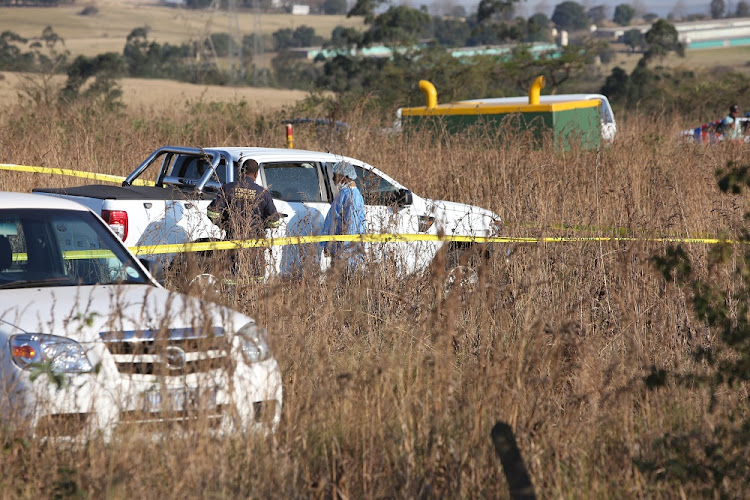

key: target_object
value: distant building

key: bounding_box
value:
[293,43,561,61]
[290,4,310,15]
[595,17,750,49]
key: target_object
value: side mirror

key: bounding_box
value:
[139,257,165,285]
[395,188,412,207]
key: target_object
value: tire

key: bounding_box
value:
[442,243,489,295]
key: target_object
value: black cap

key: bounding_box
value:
[730,104,740,113]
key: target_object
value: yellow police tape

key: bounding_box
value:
[9,235,734,263]
[12,249,118,262]
[1,163,744,253]
[0,163,155,186]
[128,233,739,256]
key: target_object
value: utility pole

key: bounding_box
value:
[253,0,267,86]
[227,0,243,83]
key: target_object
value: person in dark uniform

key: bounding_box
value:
[208,158,279,280]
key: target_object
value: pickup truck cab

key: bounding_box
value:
[0,192,282,439]
[34,146,503,277]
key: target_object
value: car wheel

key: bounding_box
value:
[443,264,479,295]
[189,272,220,294]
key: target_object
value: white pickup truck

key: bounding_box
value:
[0,192,282,439]
[33,146,503,277]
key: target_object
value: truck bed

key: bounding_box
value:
[32,184,215,201]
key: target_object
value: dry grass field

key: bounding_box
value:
[605,43,750,76]
[0,2,364,58]
[0,98,748,498]
[0,71,312,110]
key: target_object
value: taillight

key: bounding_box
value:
[101,209,128,240]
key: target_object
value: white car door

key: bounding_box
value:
[260,161,331,277]
[326,162,439,275]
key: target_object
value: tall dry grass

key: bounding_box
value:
[0,100,748,498]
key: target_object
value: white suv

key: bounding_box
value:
[0,192,282,439]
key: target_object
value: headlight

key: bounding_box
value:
[10,334,93,374]
[238,323,271,364]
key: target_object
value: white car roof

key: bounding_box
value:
[458,94,610,104]
[207,147,357,164]
[456,94,615,125]
[0,191,91,211]
[202,147,407,189]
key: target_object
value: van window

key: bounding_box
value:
[599,100,614,124]
[263,162,325,202]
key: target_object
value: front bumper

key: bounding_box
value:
[1,356,282,440]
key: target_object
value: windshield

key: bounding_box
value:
[0,209,151,289]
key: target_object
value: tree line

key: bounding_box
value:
[1,0,748,120]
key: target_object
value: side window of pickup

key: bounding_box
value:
[352,165,400,206]
[262,162,326,203]
[167,156,232,184]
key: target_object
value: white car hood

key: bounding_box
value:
[422,198,501,235]
[430,199,497,218]
[0,285,251,344]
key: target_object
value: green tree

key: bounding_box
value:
[476,0,520,23]
[450,5,468,18]
[432,17,471,47]
[323,0,347,15]
[272,28,295,51]
[208,33,235,58]
[347,0,388,23]
[242,33,268,54]
[551,1,589,31]
[710,0,726,18]
[0,30,27,71]
[292,26,324,47]
[271,50,321,89]
[587,5,608,22]
[272,26,323,51]
[60,52,125,108]
[736,0,750,16]
[600,65,629,99]
[526,13,552,42]
[622,28,645,51]
[467,22,502,45]
[11,27,70,108]
[613,3,636,25]
[324,26,362,49]
[363,6,431,45]
[643,18,684,62]
[122,27,191,80]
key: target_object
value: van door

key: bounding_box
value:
[259,161,330,277]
